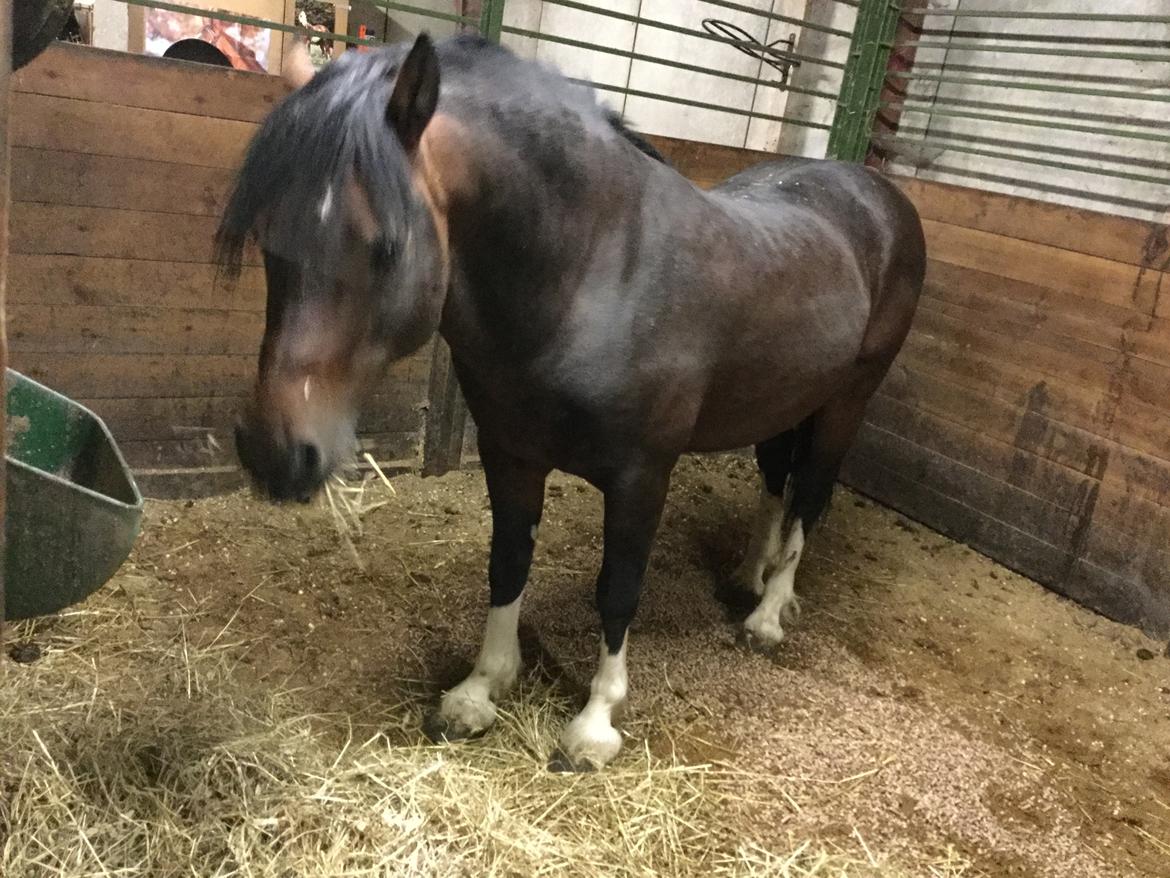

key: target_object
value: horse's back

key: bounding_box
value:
[713,157,925,320]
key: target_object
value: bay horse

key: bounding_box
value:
[217,34,926,771]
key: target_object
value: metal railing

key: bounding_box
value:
[875,5,1170,220]
[108,0,867,155]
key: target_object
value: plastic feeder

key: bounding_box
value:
[5,369,144,620]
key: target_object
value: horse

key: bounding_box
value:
[216,33,926,771]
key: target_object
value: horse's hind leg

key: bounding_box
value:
[742,397,867,649]
[731,427,808,596]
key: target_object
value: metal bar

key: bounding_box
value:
[479,0,505,42]
[580,80,832,130]
[890,71,1170,103]
[888,94,1170,134]
[539,0,847,70]
[893,162,1169,216]
[903,61,1170,90]
[502,25,837,101]
[890,124,1170,174]
[895,41,1170,63]
[118,0,381,45]
[884,102,1170,145]
[876,134,1170,187]
[914,29,1170,50]
[697,0,853,39]
[905,8,1170,23]
[828,0,899,162]
[368,1,480,27]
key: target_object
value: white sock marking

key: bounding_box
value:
[732,482,786,595]
[744,521,805,647]
[438,597,522,734]
[559,636,628,768]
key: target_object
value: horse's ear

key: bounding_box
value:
[387,33,440,152]
[283,41,316,89]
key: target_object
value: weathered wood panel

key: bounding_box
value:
[7,44,429,496]
[1,0,11,632]
[845,175,1170,637]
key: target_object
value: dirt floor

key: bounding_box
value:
[5,454,1170,876]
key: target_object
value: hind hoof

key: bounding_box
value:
[739,618,785,653]
[547,748,599,774]
[422,711,487,744]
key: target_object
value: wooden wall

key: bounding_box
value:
[843,177,1170,638]
[8,43,431,496]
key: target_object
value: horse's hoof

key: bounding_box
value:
[421,711,485,744]
[738,627,783,655]
[547,748,598,774]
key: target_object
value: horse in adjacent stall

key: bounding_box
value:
[217,33,925,771]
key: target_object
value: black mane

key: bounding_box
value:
[216,41,424,280]
[215,34,666,279]
[604,110,668,165]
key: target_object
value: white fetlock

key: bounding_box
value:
[552,637,629,771]
[742,522,805,650]
[735,484,786,595]
[558,706,624,769]
[427,599,521,741]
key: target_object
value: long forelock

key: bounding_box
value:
[215,46,418,281]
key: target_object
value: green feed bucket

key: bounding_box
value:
[5,369,144,621]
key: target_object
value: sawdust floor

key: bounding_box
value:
[27,455,1170,875]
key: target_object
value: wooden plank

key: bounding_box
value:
[898,332,1170,468]
[84,393,426,443]
[851,422,1087,552]
[8,202,254,264]
[921,218,1164,315]
[11,92,254,170]
[1,0,10,634]
[863,394,1170,586]
[10,346,434,401]
[7,255,264,310]
[902,311,1109,430]
[11,147,236,217]
[879,363,1170,508]
[12,42,287,124]
[924,259,1142,352]
[11,352,256,398]
[906,302,1170,456]
[118,430,422,474]
[645,134,774,188]
[843,437,1169,636]
[918,293,1170,414]
[895,175,1170,269]
[8,303,264,356]
[864,393,1101,518]
[923,259,1170,373]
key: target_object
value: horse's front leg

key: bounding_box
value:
[424,443,549,741]
[550,458,674,772]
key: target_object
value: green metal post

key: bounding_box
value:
[827,0,902,161]
[480,0,506,42]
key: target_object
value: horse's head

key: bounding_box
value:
[217,35,452,501]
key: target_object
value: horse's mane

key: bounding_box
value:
[604,110,668,165]
[215,40,424,281]
[215,34,665,279]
